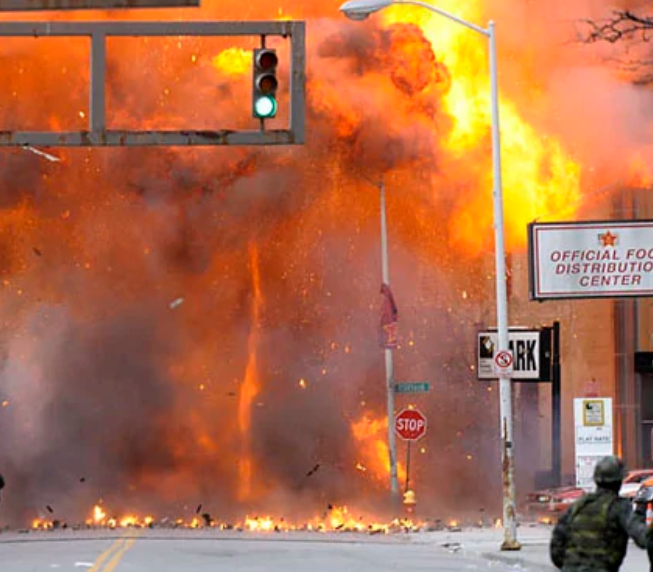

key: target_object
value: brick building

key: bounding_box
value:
[493,187,653,489]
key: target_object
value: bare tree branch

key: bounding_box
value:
[584,10,653,44]
[580,9,653,83]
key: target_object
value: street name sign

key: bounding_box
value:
[394,382,430,394]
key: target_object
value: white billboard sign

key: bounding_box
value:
[529,220,653,300]
[574,397,613,490]
[477,329,548,380]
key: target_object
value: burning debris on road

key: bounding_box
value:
[23,500,513,538]
[27,503,428,536]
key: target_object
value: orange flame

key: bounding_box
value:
[381,3,581,250]
[351,414,406,485]
[238,243,264,500]
[93,504,106,524]
[212,47,251,77]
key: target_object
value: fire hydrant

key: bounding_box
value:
[403,489,417,516]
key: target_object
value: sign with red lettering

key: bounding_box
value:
[528,220,653,300]
[395,408,427,441]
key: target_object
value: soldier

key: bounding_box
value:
[550,455,652,571]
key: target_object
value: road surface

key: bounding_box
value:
[0,528,532,572]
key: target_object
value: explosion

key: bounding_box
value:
[0,0,645,529]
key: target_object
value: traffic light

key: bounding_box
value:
[252,48,278,119]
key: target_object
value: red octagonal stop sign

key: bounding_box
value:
[395,408,427,441]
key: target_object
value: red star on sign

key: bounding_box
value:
[599,231,617,247]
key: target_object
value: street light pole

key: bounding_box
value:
[339,0,520,550]
[379,179,401,504]
[487,21,519,550]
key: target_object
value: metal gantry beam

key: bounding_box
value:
[0,0,200,10]
[0,20,306,147]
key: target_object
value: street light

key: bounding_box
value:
[339,0,520,551]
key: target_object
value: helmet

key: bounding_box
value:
[593,455,626,485]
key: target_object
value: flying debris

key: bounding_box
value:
[201,513,213,526]
[169,297,184,310]
[22,145,61,163]
[305,464,320,478]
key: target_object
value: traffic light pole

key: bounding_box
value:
[0,20,306,147]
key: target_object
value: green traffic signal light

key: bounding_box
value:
[254,95,278,119]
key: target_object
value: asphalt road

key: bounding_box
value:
[0,529,523,572]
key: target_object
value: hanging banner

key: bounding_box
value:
[574,397,613,490]
[380,283,398,349]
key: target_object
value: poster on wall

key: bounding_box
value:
[574,397,613,490]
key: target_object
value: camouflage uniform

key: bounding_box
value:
[550,456,652,572]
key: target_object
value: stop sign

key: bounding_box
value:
[395,408,427,441]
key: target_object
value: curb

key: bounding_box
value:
[480,551,556,571]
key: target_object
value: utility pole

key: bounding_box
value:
[379,180,400,505]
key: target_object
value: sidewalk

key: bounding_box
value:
[414,525,650,571]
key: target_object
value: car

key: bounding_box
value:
[525,486,585,521]
[632,480,653,518]
[619,469,653,498]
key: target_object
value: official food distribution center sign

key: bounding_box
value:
[528,220,653,300]
[574,397,613,490]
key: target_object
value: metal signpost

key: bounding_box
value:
[395,408,427,493]
[478,325,563,487]
[0,21,306,147]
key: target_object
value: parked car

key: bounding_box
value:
[525,486,585,521]
[631,480,653,518]
[619,469,653,499]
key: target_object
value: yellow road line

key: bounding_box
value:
[88,538,127,572]
[102,536,139,572]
